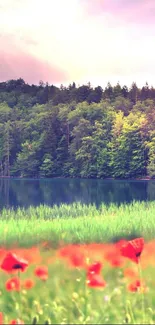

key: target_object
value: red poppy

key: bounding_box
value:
[70,252,85,268]
[127,279,147,293]
[120,237,144,264]
[9,320,24,324]
[1,253,28,273]
[22,279,35,290]
[5,277,20,292]
[0,312,3,325]
[87,262,102,275]
[34,266,48,281]
[87,274,106,288]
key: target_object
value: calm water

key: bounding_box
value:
[0,178,155,209]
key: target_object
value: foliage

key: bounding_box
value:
[0,79,155,178]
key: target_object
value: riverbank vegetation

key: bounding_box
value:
[0,79,155,179]
[0,201,155,247]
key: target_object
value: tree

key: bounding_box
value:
[109,112,146,178]
[39,154,55,177]
[3,122,11,177]
[129,82,139,104]
[15,141,40,177]
[147,131,155,178]
[103,82,113,101]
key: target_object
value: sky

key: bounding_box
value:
[0,0,155,88]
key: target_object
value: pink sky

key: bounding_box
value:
[0,0,155,87]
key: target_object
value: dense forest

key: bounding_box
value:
[0,78,155,179]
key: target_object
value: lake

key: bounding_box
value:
[0,178,155,210]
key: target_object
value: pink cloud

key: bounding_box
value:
[0,51,67,84]
[82,0,155,24]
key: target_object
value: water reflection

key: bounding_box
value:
[0,178,155,209]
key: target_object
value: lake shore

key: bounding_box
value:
[0,175,153,180]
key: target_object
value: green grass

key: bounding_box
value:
[0,201,155,247]
[0,201,155,324]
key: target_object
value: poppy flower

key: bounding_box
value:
[0,312,3,325]
[70,252,85,268]
[9,320,24,324]
[5,277,20,292]
[1,253,28,273]
[87,274,106,288]
[120,237,144,264]
[127,279,147,293]
[34,266,48,281]
[87,262,102,275]
[22,279,35,290]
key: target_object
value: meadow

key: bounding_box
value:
[0,201,155,324]
[0,201,155,247]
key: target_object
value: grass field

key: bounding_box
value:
[0,201,155,247]
[0,201,155,324]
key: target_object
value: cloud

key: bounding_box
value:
[0,50,67,84]
[0,0,155,87]
[82,0,155,24]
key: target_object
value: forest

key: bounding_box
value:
[0,78,155,179]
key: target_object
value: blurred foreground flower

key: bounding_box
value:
[34,266,48,281]
[127,279,147,293]
[5,277,20,292]
[9,319,24,324]
[22,279,35,290]
[120,237,144,264]
[87,262,102,275]
[0,313,3,325]
[1,253,28,273]
[87,274,106,288]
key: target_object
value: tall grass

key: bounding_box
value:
[0,201,155,247]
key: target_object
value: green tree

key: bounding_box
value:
[39,154,55,177]
[147,131,155,178]
[15,141,40,177]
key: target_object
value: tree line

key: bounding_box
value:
[0,78,155,179]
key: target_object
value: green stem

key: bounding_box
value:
[138,261,145,324]
[18,271,22,320]
[127,300,136,324]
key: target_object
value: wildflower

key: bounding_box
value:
[5,277,20,292]
[9,320,24,324]
[22,279,35,290]
[120,237,144,264]
[1,253,28,273]
[0,312,3,325]
[34,266,48,281]
[87,274,106,288]
[87,262,102,275]
[127,279,147,293]
[104,295,110,302]
[70,252,85,268]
